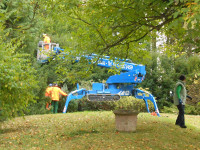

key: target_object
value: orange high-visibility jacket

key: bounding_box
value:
[50,87,67,101]
[45,87,53,97]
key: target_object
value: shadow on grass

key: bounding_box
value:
[0,128,19,134]
[61,129,100,138]
[0,125,38,134]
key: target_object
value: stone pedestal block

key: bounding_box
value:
[113,110,139,132]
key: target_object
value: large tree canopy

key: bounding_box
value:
[41,0,200,61]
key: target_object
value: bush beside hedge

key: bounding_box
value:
[65,96,155,113]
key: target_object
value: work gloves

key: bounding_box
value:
[179,99,183,105]
[179,95,192,105]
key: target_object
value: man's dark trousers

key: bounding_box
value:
[176,104,185,126]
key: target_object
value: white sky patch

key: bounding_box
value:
[156,31,167,54]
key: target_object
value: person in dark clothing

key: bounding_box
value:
[173,75,192,128]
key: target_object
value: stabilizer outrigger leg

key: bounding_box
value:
[134,89,160,117]
[63,88,86,113]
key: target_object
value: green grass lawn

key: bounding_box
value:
[0,111,199,150]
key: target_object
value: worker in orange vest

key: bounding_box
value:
[43,34,51,50]
[45,83,53,110]
[49,83,68,113]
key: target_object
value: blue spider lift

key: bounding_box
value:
[62,54,160,116]
[37,42,160,116]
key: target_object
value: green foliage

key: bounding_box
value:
[0,40,38,121]
[0,0,41,55]
[25,100,51,115]
[77,98,115,112]
[112,96,154,112]
[65,99,79,112]
[161,105,178,114]
[0,0,44,120]
[185,103,200,115]
[76,96,154,113]
[140,53,175,108]
[162,101,200,115]
[187,78,200,105]
[39,0,180,60]
[0,0,199,119]
[140,53,200,110]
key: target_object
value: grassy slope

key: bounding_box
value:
[0,111,199,150]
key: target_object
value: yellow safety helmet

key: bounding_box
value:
[43,33,47,37]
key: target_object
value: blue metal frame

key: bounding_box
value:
[63,84,160,116]
[62,54,160,116]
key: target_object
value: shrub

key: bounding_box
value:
[162,103,200,115]
[161,105,178,113]
[112,96,154,112]
[76,98,115,111]
[65,96,155,113]
[185,104,200,115]
[25,100,51,115]
[65,99,79,112]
